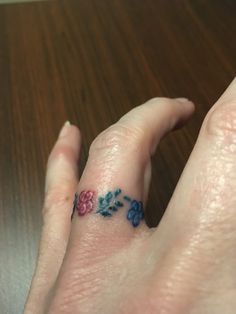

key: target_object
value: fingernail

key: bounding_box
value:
[175,98,190,103]
[59,121,71,138]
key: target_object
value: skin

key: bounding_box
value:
[25,78,236,314]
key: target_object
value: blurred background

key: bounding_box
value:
[0,0,41,3]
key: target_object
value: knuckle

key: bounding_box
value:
[205,101,236,140]
[89,124,144,155]
[47,145,75,167]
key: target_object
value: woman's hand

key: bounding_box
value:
[25,78,236,314]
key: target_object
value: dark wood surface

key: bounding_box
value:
[0,0,235,312]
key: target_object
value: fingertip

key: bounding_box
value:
[45,125,81,196]
[59,121,81,139]
[169,98,195,130]
[145,96,195,116]
[175,97,195,112]
[58,121,71,138]
[46,122,82,176]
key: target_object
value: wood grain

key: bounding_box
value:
[0,0,235,312]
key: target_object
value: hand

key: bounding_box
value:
[25,79,236,314]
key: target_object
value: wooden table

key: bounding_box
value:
[0,0,235,312]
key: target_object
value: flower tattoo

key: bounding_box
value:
[126,200,144,227]
[71,190,95,218]
[71,188,145,228]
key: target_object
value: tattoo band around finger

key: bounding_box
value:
[71,188,145,228]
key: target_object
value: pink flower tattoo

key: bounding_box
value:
[75,190,95,216]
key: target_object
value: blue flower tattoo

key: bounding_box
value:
[95,188,145,228]
[126,200,144,227]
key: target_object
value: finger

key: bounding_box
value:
[151,78,236,311]
[25,122,81,314]
[47,98,194,312]
[73,98,194,233]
